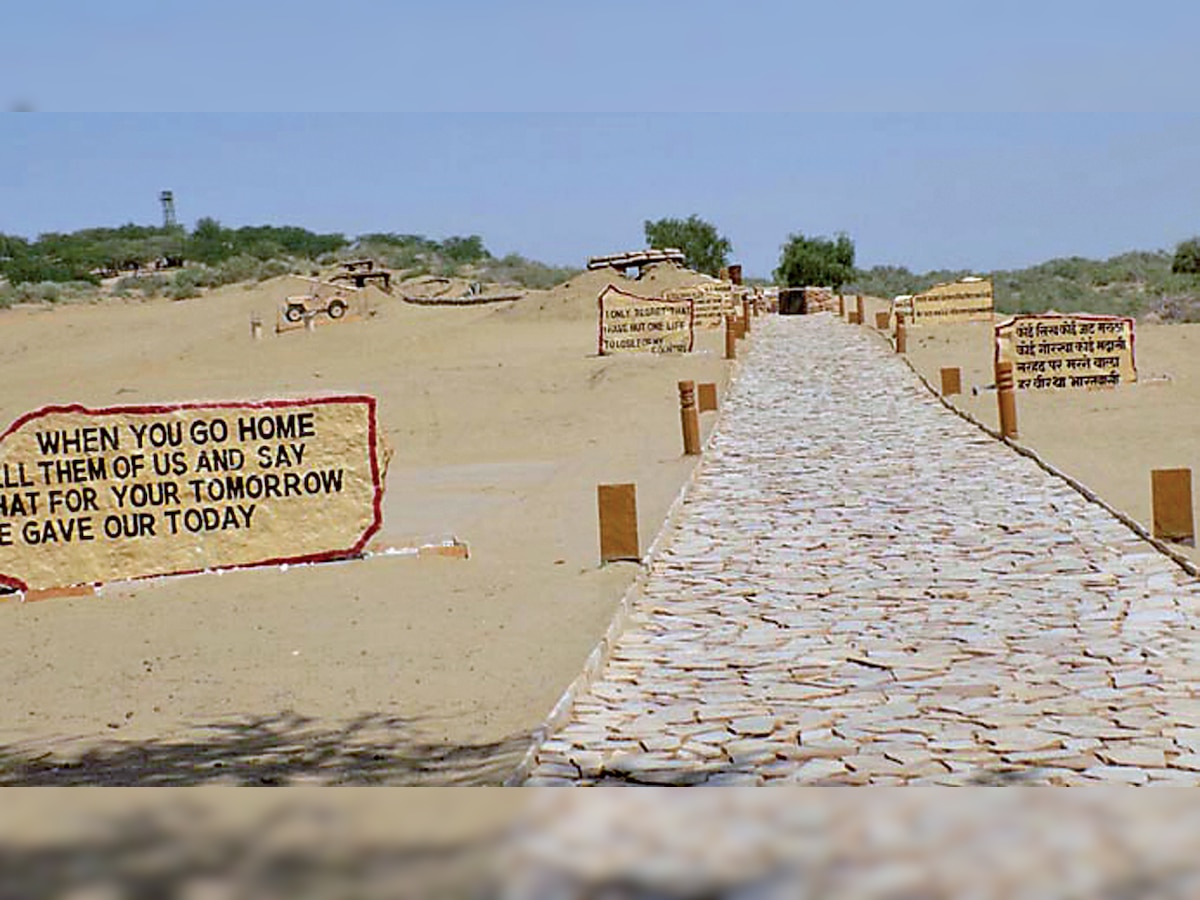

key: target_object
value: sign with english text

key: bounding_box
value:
[0,396,383,593]
[597,285,694,355]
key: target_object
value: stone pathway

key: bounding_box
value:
[526,314,1200,785]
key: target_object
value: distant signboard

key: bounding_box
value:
[910,279,994,325]
[598,285,694,355]
[0,397,384,593]
[667,283,739,328]
[663,286,729,329]
[995,314,1137,390]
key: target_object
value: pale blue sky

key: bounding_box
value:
[3,114,1199,277]
[2,1,1197,112]
[1,3,1198,277]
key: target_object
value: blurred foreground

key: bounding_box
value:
[3,790,1198,898]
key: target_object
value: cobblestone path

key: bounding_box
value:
[527,314,1200,785]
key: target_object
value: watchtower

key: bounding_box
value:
[160,190,177,229]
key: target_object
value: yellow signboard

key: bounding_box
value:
[598,285,694,355]
[910,279,994,325]
[996,314,1137,390]
[0,397,384,593]
[664,285,734,329]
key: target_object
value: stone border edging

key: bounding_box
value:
[505,352,749,785]
[859,320,1200,579]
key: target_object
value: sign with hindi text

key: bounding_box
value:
[664,285,734,329]
[996,314,1136,390]
[598,285,694,355]
[0,397,384,593]
[910,279,994,325]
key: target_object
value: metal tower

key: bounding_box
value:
[160,190,177,229]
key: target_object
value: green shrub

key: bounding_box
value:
[1173,238,1200,275]
[169,268,206,300]
[133,274,169,297]
[213,254,262,285]
[479,253,581,289]
[256,258,291,280]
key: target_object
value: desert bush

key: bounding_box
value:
[169,268,206,300]
[212,255,262,285]
[132,274,169,297]
[257,258,292,280]
[480,253,581,289]
[1173,238,1200,275]
[849,248,1200,319]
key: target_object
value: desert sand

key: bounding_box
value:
[856,295,1200,566]
[5,275,1196,786]
[0,264,729,784]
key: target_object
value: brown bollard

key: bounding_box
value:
[855,294,865,324]
[1152,468,1195,546]
[250,315,263,341]
[698,382,718,412]
[875,310,890,330]
[678,380,701,456]
[895,313,907,353]
[940,366,962,396]
[742,298,751,333]
[838,294,845,317]
[598,483,640,563]
[724,314,737,360]
[996,360,1018,438]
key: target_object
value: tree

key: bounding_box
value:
[643,215,731,276]
[775,232,856,289]
[439,235,490,265]
[1172,238,1200,275]
[187,217,232,266]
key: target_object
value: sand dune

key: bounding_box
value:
[0,273,730,783]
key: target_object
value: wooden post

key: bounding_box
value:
[1152,468,1195,545]
[838,294,845,317]
[875,311,890,330]
[742,297,751,333]
[940,367,962,396]
[895,313,907,353]
[678,381,701,456]
[995,360,1018,438]
[250,316,263,341]
[855,295,865,324]
[598,483,640,563]
[698,383,718,412]
[724,314,736,360]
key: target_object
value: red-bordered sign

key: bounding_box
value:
[0,395,383,593]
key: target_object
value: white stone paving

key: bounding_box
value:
[526,314,1200,785]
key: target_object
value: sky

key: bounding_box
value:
[1,2,1198,277]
